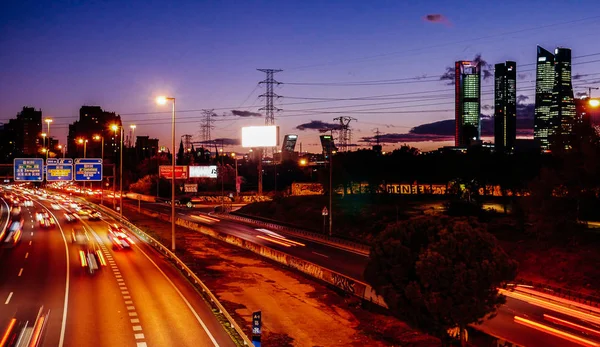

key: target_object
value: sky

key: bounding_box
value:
[1,0,600,153]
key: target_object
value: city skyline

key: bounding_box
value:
[1,1,600,152]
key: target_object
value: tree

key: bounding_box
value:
[365,217,517,345]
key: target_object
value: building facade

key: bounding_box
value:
[455,61,481,147]
[0,107,43,162]
[534,46,556,150]
[135,136,159,160]
[550,47,576,140]
[67,106,122,161]
[494,61,517,152]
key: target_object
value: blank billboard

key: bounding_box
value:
[242,126,279,148]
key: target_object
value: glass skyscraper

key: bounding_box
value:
[455,61,481,147]
[494,61,517,152]
[534,46,556,150]
[550,47,576,142]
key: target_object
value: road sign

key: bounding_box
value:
[14,158,44,182]
[251,311,261,347]
[46,158,73,181]
[184,184,197,193]
[322,206,329,216]
[74,158,103,181]
[160,165,188,179]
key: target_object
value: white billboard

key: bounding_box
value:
[242,126,279,148]
[189,165,218,178]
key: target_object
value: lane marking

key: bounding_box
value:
[29,241,32,246]
[123,295,131,299]
[312,252,329,258]
[125,300,133,304]
[25,252,29,259]
[30,232,33,236]
[18,268,23,276]
[122,291,129,295]
[130,318,139,323]
[133,240,221,346]
[132,326,142,331]
[127,306,135,310]
[128,312,138,317]
[33,199,70,347]
[4,292,13,304]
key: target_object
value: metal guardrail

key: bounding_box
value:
[89,201,254,347]
[513,279,600,308]
[215,213,371,256]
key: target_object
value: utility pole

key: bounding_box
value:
[329,129,334,237]
[333,116,357,152]
[257,69,283,195]
[583,86,599,98]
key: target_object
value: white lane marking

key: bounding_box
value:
[127,306,135,310]
[122,291,129,295]
[115,274,122,278]
[34,199,70,347]
[5,292,13,304]
[128,312,138,317]
[29,241,32,245]
[25,252,29,259]
[133,240,221,346]
[30,232,33,236]
[130,318,139,323]
[125,300,133,304]
[312,252,329,258]
[132,325,142,331]
[18,268,23,276]
[123,295,131,299]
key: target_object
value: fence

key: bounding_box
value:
[88,201,254,347]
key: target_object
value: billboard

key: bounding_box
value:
[159,165,188,179]
[14,158,44,182]
[189,165,218,178]
[242,126,279,148]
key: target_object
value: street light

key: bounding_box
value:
[41,133,47,155]
[94,135,105,204]
[110,124,120,210]
[231,153,239,198]
[77,138,88,158]
[130,124,136,148]
[45,118,53,159]
[58,144,65,158]
[589,99,600,108]
[156,95,176,251]
[109,125,124,218]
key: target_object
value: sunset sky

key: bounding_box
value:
[1,0,600,153]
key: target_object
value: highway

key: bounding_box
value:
[0,189,237,347]
[113,197,600,347]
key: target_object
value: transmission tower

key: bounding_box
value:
[333,116,357,152]
[199,109,215,143]
[258,69,283,125]
[182,134,193,153]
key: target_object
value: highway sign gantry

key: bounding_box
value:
[46,158,73,181]
[74,158,103,181]
[14,158,44,182]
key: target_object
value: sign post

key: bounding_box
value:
[14,158,44,182]
[322,206,328,234]
[46,158,73,181]
[251,311,261,347]
[74,158,103,181]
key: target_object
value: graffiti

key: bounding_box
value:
[288,257,324,280]
[331,272,355,294]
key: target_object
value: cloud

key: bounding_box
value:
[231,110,262,117]
[423,14,452,26]
[517,95,529,103]
[482,104,493,111]
[573,73,584,80]
[439,53,493,85]
[576,92,589,97]
[361,133,454,143]
[518,73,530,80]
[199,138,240,146]
[296,120,342,132]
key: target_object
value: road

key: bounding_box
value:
[0,190,237,347]
[113,197,600,347]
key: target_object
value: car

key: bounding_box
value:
[35,210,49,221]
[39,217,56,228]
[50,203,61,210]
[108,224,134,250]
[23,200,34,207]
[87,210,101,221]
[2,220,23,248]
[64,212,79,223]
[71,227,90,245]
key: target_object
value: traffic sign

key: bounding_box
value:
[14,158,44,182]
[74,158,103,181]
[46,158,73,181]
[251,311,261,347]
[322,206,328,216]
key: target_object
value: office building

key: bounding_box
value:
[455,61,481,147]
[550,47,576,140]
[494,61,517,152]
[67,106,122,160]
[0,107,43,162]
[135,136,159,160]
[534,46,556,150]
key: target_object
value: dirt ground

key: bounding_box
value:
[121,208,439,347]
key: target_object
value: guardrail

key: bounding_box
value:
[512,279,600,308]
[88,201,254,347]
[215,212,371,256]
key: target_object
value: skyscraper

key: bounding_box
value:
[534,46,556,150]
[455,61,481,147]
[494,61,517,152]
[550,47,576,142]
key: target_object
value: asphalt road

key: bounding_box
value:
[118,197,600,347]
[0,191,237,347]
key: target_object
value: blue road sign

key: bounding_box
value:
[252,311,261,347]
[14,158,44,182]
[74,158,103,181]
[46,158,73,181]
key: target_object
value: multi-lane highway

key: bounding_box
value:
[117,197,600,347]
[0,189,237,347]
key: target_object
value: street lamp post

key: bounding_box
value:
[111,125,124,218]
[329,129,334,237]
[41,133,47,157]
[45,118,53,159]
[157,96,177,251]
[231,153,238,198]
[94,135,105,204]
[78,138,88,190]
[130,125,136,148]
[112,125,119,209]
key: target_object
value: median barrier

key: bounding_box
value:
[215,212,371,256]
[87,201,253,347]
